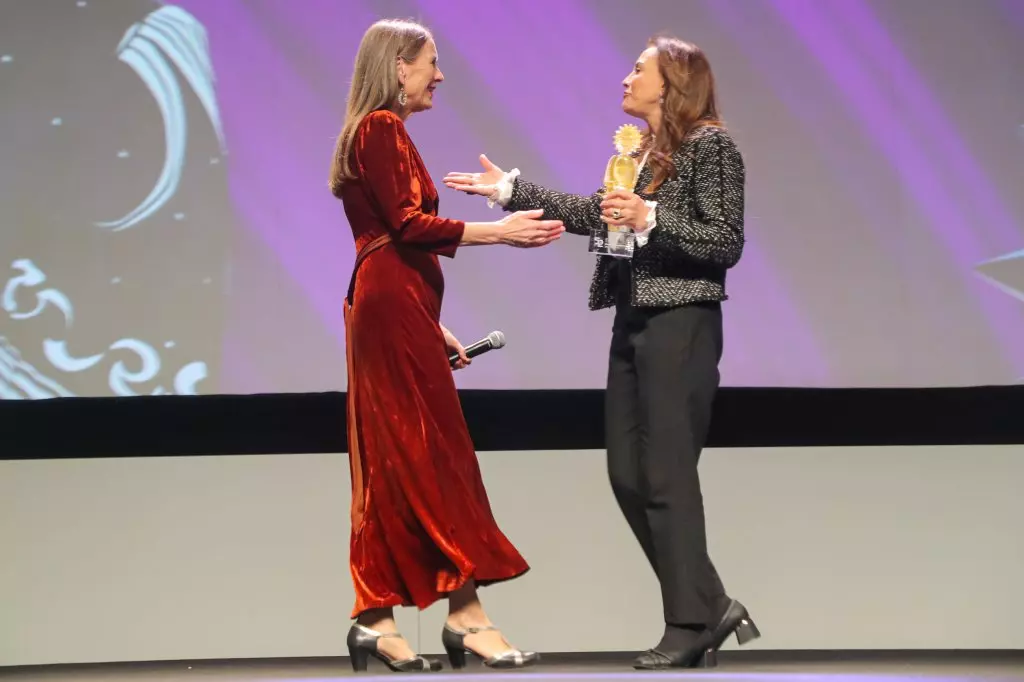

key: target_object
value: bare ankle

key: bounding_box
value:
[447,579,480,611]
[356,608,397,632]
[448,614,491,629]
[447,598,491,624]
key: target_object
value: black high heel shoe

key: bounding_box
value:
[633,630,716,671]
[441,624,540,669]
[346,624,443,673]
[708,599,761,651]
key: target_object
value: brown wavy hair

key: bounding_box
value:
[641,37,722,193]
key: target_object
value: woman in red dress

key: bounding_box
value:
[328,19,563,674]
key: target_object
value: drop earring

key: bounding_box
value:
[398,85,408,107]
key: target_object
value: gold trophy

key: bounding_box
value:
[590,124,644,259]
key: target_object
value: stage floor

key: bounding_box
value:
[4,654,1024,682]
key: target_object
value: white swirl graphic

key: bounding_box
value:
[3,259,73,326]
[0,337,74,400]
[108,338,162,396]
[1,5,220,399]
[147,7,225,150]
[173,360,207,395]
[3,260,210,398]
[42,339,105,373]
[96,6,225,230]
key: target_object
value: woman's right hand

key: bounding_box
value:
[443,154,506,197]
[497,210,565,248]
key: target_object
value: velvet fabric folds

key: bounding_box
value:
[338,110,529,617]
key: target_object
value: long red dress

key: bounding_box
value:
[338,110,529,618]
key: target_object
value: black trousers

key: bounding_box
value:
[605,285,727,627]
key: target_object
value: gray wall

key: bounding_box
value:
[2,445,1023,666]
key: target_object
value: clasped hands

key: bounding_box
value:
[443,155,650,232]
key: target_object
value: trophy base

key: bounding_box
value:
[588,227,635,259]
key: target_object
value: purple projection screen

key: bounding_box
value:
[1,0,1023,399]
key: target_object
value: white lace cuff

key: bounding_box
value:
[634,200,658,247]
[487,168,520,208]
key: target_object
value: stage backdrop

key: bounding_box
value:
[3,0,1024,398]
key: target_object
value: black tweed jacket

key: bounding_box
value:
[505,126,745,310]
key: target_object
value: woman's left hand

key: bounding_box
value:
[441,323,470,370]
[600,190,649,231]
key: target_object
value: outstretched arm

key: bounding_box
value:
[503,179,601,237]
[358,114,564,251]
[445,156,599,237]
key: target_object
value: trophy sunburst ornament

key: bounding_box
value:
[604,123,642,194]
[613,123,644,155]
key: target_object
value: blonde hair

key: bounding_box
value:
[329,19,432,197]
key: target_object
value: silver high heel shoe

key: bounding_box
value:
[441,624,540,669]
[347,624,443,673]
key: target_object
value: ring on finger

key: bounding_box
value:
[612,208,622,219]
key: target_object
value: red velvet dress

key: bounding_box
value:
[338,110,529,617]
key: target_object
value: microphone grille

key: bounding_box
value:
[488,331,506,349]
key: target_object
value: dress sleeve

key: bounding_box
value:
[355,111,465,257]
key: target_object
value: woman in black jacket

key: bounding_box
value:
[445,36,759,671]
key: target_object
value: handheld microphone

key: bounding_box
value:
[449,330,506,367]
